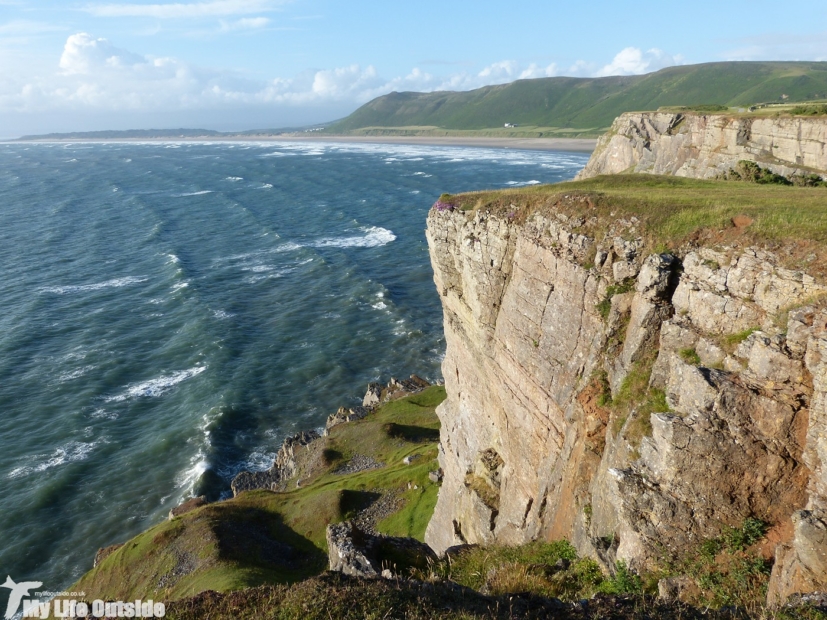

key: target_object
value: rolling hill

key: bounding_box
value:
[325,61,827,136]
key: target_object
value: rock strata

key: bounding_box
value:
[424,200,827,605]
[577,112,827,181]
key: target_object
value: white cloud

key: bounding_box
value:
[0,20,68,35]
[59,33,144,75]
[219,17,271,30]
[519,63,559,80]
[0,35,688,135]
[595,47,682,77]
[85,0,281,18]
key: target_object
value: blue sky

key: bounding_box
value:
[1,0,826,136]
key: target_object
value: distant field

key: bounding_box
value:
[341,125,602,139]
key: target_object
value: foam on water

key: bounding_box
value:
[506,180,542,186]
[225,176,243,181]
[8,440,100,479]
[312,226,396,249]
[57,366,96,383]
[40,276,148,295]
[105,366,206,402]
[175,190,213,197]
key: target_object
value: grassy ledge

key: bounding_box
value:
[69,386,446,602]
[437,174,827,280]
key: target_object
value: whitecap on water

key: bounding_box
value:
[105,366,206,402]
[8,440,100,479]
[40,276,148,295]
[58,366,96,383]
[312,226,396,249]
[505,180,542,186]
[175,190,213,197]
[213,310,235,319]
[225,176,243,181]
[175,450,209,492]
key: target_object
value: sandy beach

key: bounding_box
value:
[13,134,597,152]
[274,135,597,152]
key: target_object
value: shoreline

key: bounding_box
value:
[8,135,597,152]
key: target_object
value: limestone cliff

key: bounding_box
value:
[576,112,827,181]
[423,196,827,604]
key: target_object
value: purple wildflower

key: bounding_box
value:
[433,200,455,212]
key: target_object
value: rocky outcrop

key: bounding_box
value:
[327,521,436,578]
[576,112,827,180]
[424,200,827,604]
[231,430,321,495]
[231,376,433,495]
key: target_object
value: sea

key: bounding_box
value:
[0,140,589,591]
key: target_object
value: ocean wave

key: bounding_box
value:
[213,310,235,319]
[225,176,243,181]
[243,449,277,473]
[40,276,148,295]
[312,226,396,249]
[258,183,273,189]
[175,450,209,492]
[105,366,206,402]
[505,180,542,186]
[172,282,189,292]
[8,440,100,479]
[175,190,213,197]
[58,365,96,383]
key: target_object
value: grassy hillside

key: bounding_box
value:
[70,386,445,601]
[326,61,827,136]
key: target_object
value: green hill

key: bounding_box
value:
[326,61,827,136]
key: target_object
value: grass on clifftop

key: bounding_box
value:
[439,175,827,278]
[70,386,445,602]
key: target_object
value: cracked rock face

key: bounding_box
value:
[576,112,827,181]
[424,204,827,605]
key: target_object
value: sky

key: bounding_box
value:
[1,0,826,137]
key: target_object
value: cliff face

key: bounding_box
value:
[576,112,827,180]
[424,200,827,603]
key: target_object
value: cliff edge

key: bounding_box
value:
[576,111,827,181]
[424,179,827,605]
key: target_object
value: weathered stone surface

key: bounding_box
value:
[658,576,701,604]
[327,521,379,578]
[577,112,827,181]
[363,382,382,407]
[168,496,207,520]
[326,406,369,431]
[425,202,827,604]
[93,544,123,568]
[327,521,436,578]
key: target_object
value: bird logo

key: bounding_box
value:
[1,576,43,619]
